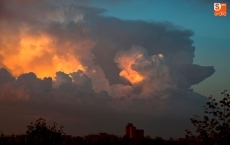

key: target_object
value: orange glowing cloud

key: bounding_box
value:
[119,67,143,84]
[119,61,144,84]
[114,50,144,84]
[0,31,86,79]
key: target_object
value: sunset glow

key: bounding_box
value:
[119,69,143,84]
[115,53,144,84]
[0,33,85,79]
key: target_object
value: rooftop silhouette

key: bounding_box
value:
[125,123,144,140]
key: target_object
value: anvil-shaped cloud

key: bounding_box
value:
[0,0,215,138]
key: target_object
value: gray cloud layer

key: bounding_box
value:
[0,0,214,138]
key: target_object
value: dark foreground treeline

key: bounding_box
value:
[1,90,230,145]
[0,117,187,145]
[0,133,190,145]
[0,117,193,145]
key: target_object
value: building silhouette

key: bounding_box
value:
[125,123,144,139]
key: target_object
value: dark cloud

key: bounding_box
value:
[0,68,15,86]
[0,69,209,138]
[0,0,214,138]
[92,17,195,85]
[177,64,215,85]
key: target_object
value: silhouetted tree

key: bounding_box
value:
[186,90,230,145]
[26,118,65,145]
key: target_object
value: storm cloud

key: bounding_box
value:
[0,0,214,138]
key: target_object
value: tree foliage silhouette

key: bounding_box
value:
[186,90,230,144]
[26,118,65,145]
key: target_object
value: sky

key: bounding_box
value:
[0,0,229,138]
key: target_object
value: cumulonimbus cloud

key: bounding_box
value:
[0,0,214,138]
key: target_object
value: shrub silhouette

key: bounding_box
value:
[26,118,65,145]
[186,90,230,145]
